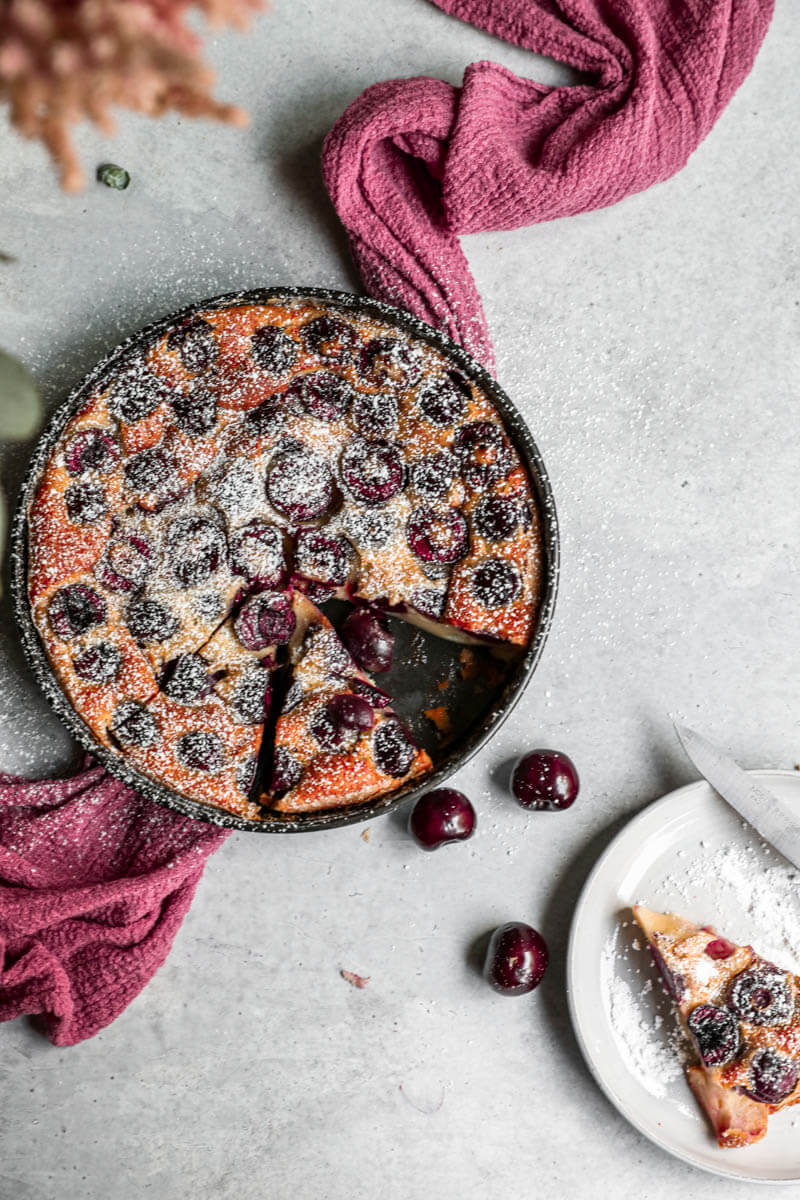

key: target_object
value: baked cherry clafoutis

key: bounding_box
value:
[633,906,800,1148]
[27,296,543,819]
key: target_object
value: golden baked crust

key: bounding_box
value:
[28,297,541,818]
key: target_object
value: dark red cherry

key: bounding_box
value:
[484,923,549,995]
[455,421,511,488]
[110,701,158,748]
[176,730,225,772]
[72,642,121,683]
[170,382,218,435]
[286,371,353,422]
[472,558,521,608]
[407,507,469,565]
[108,361,171,423]
[417,371,469,425]
[686,1005,740,1067]
[64,482,106,525]
[127,598,179,645]
[250,325,297,375]
[348,678,392,709]
[231,666,272,725]
[352,391,399,438]
[124,448,182,507]
[234,592,296,650]
[267,448,335,523]
[166,317,218,373]
[409,788,475,850]
[408,452,456,502]
[167,515,226,588]
[360,337,422,388]
[473,495,524,543]
[409,587,446,619]
[300,314,359,361]
[705,937,737,960]
[341,439,404,505]
[744,1049,800,1105]
[341,608,395,673]
[270,746,303,797]
[229,521,285,586]
[162,654,212,705]
[328,693,375,732]
[310,694,373,752]
[96,532,152,592]
[294,530,351,587]
[373,719,416,778]
[245,392,287,437]
[49,584,107,640]
[728,964,794,1027]
[64,429,119,475]
[512,749,579,812]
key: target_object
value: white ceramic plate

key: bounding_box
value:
[567,770,800,1184]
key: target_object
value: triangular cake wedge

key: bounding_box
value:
[105,596,291,821]
[265,594,431,814]
[633,905,800,1148]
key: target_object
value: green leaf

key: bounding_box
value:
[0,348,41,440]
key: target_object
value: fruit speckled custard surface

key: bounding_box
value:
[17,289,557,830]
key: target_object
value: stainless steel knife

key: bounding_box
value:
[672,722,800,872]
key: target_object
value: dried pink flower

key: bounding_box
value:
[0,0,267,191]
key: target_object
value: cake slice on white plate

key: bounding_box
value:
[633,905,800,1148]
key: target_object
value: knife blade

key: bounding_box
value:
[672,723,800,872]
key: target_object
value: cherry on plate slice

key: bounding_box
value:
[294,530,351,587]
[686,1004,740,1067]
[341,608,394,674]
[744,1048,800,1105]
[483,922,549,995]
[728,963,794,1027]
[409,788,476,850]
[511,749,579,811]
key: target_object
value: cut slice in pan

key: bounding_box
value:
[264,593,431,814]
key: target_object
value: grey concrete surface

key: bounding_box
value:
[0,1,798,1197]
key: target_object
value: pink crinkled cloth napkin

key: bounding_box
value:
[323,0,774,374]
[0,759,227,1045]
[0,0,773,1046]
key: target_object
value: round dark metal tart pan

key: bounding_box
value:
[10,287,560,833]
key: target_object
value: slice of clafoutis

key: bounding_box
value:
[263,592,432,814]
[105,598,287,822]
[633,905,800,1149]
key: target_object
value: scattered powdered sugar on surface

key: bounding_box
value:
[601,919,689,1103]
[602,835,800,1107]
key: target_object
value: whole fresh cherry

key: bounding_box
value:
[409,788,476,850]
[483,922,549,995]
[511,749,579,811]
